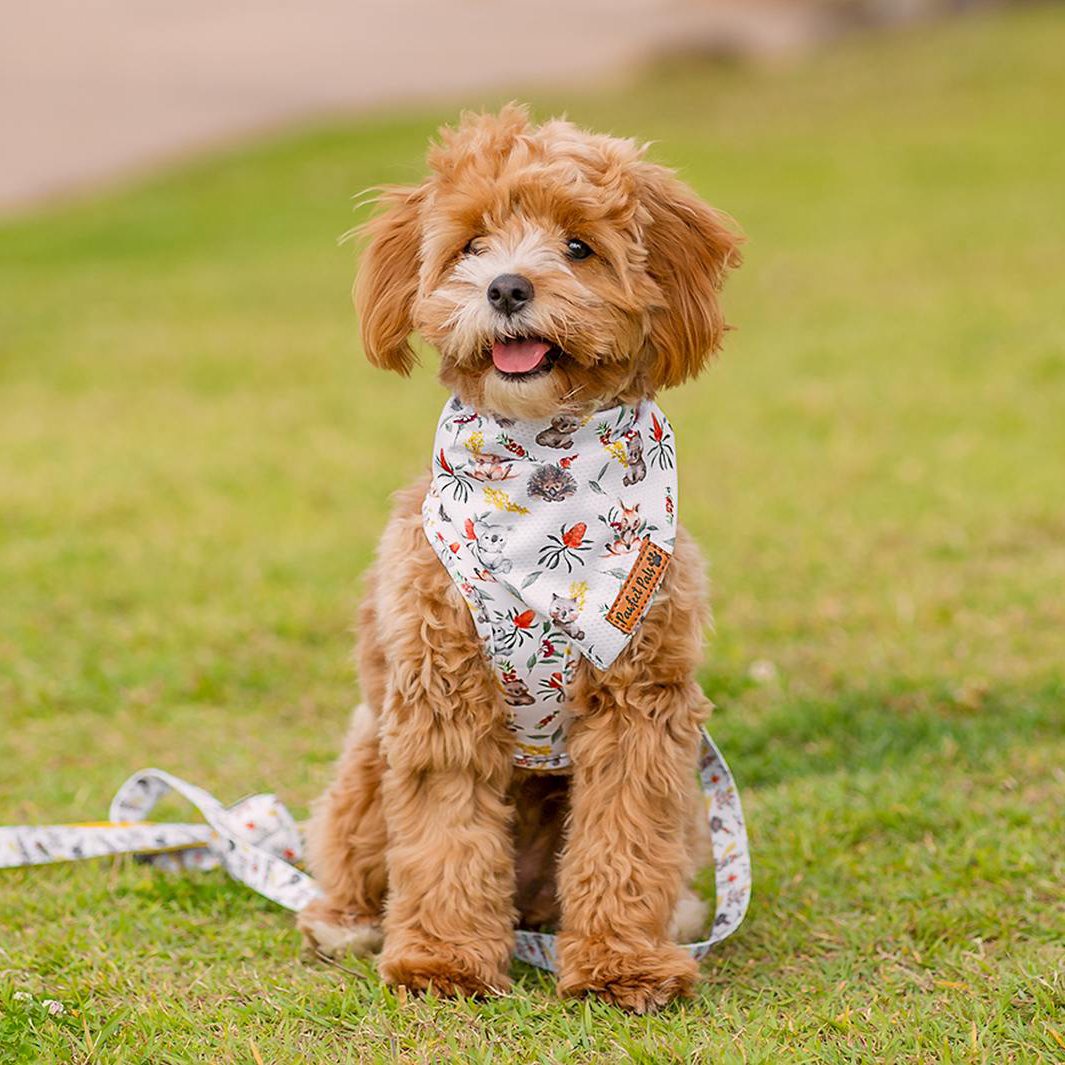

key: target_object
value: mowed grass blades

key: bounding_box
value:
[1,7,1064,1062]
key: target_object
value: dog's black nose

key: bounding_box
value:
[487,274,533,315]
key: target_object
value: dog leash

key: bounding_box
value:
[514,729,751,969]
[0,770,320,911]
[0,729,750,972]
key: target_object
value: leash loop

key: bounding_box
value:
[0,769,320,912]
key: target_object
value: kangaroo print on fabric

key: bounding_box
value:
[422,396,679,769]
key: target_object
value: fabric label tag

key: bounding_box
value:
[605,538,671,634]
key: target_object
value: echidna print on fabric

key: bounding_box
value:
[422,395,679,770]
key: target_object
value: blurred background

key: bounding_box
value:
[1,1,1062,1060]
[0,0,1006,211]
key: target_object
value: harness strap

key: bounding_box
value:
[0,729,750,973]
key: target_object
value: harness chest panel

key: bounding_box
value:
[422,396,679,769]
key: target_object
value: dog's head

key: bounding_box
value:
[355,104,742,420]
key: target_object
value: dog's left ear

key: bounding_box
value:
[636,163,743,389]
[354,184,426,376]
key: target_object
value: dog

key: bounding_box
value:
[298,104,741,1012]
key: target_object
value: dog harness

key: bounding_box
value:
[422,395,679,770]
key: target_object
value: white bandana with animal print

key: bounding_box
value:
[422,395,679,770]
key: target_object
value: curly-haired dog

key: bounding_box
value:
[299,104,741,1012]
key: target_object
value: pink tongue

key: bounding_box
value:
[491,339,551,374]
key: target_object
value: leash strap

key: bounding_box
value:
[0,769,321,912]
[0,730,750,972]
[513,728,751,969]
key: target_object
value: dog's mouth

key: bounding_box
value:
[490,337,563,380]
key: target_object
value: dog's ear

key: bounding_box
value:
[354,184,426,376]
[636,163,743,389]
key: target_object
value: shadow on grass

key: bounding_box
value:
[706,677,1064,789]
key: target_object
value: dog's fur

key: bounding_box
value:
[298,105,741,1012]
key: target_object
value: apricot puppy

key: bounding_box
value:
[299,104,741,1012]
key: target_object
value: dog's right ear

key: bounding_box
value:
[354,184,426,376]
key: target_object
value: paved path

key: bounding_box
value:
[0,0,801,213]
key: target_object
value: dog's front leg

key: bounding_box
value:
[555,657,705,1012]
[376,617,517,997]
[378,681,516,996]
[298,701,388,960]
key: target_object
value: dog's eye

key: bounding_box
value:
[565,238,593,260]
[463,238,484,257]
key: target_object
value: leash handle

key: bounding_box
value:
[108,767,322,911]
[0,771,321,912]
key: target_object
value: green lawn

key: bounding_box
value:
[2,7,1064,1062]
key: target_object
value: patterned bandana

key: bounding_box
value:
[422,395,679,770]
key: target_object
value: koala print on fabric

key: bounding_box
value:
[470,516,513,575]
[549,594,586,641]
[535,415,582,449]
[622,431,647,486]
[423,396,678,769]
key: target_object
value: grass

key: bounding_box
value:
[1,6,1064,1061]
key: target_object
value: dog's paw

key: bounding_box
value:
[556,936,699,1013]
[297,898,383,961]
[379,938,511,998]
